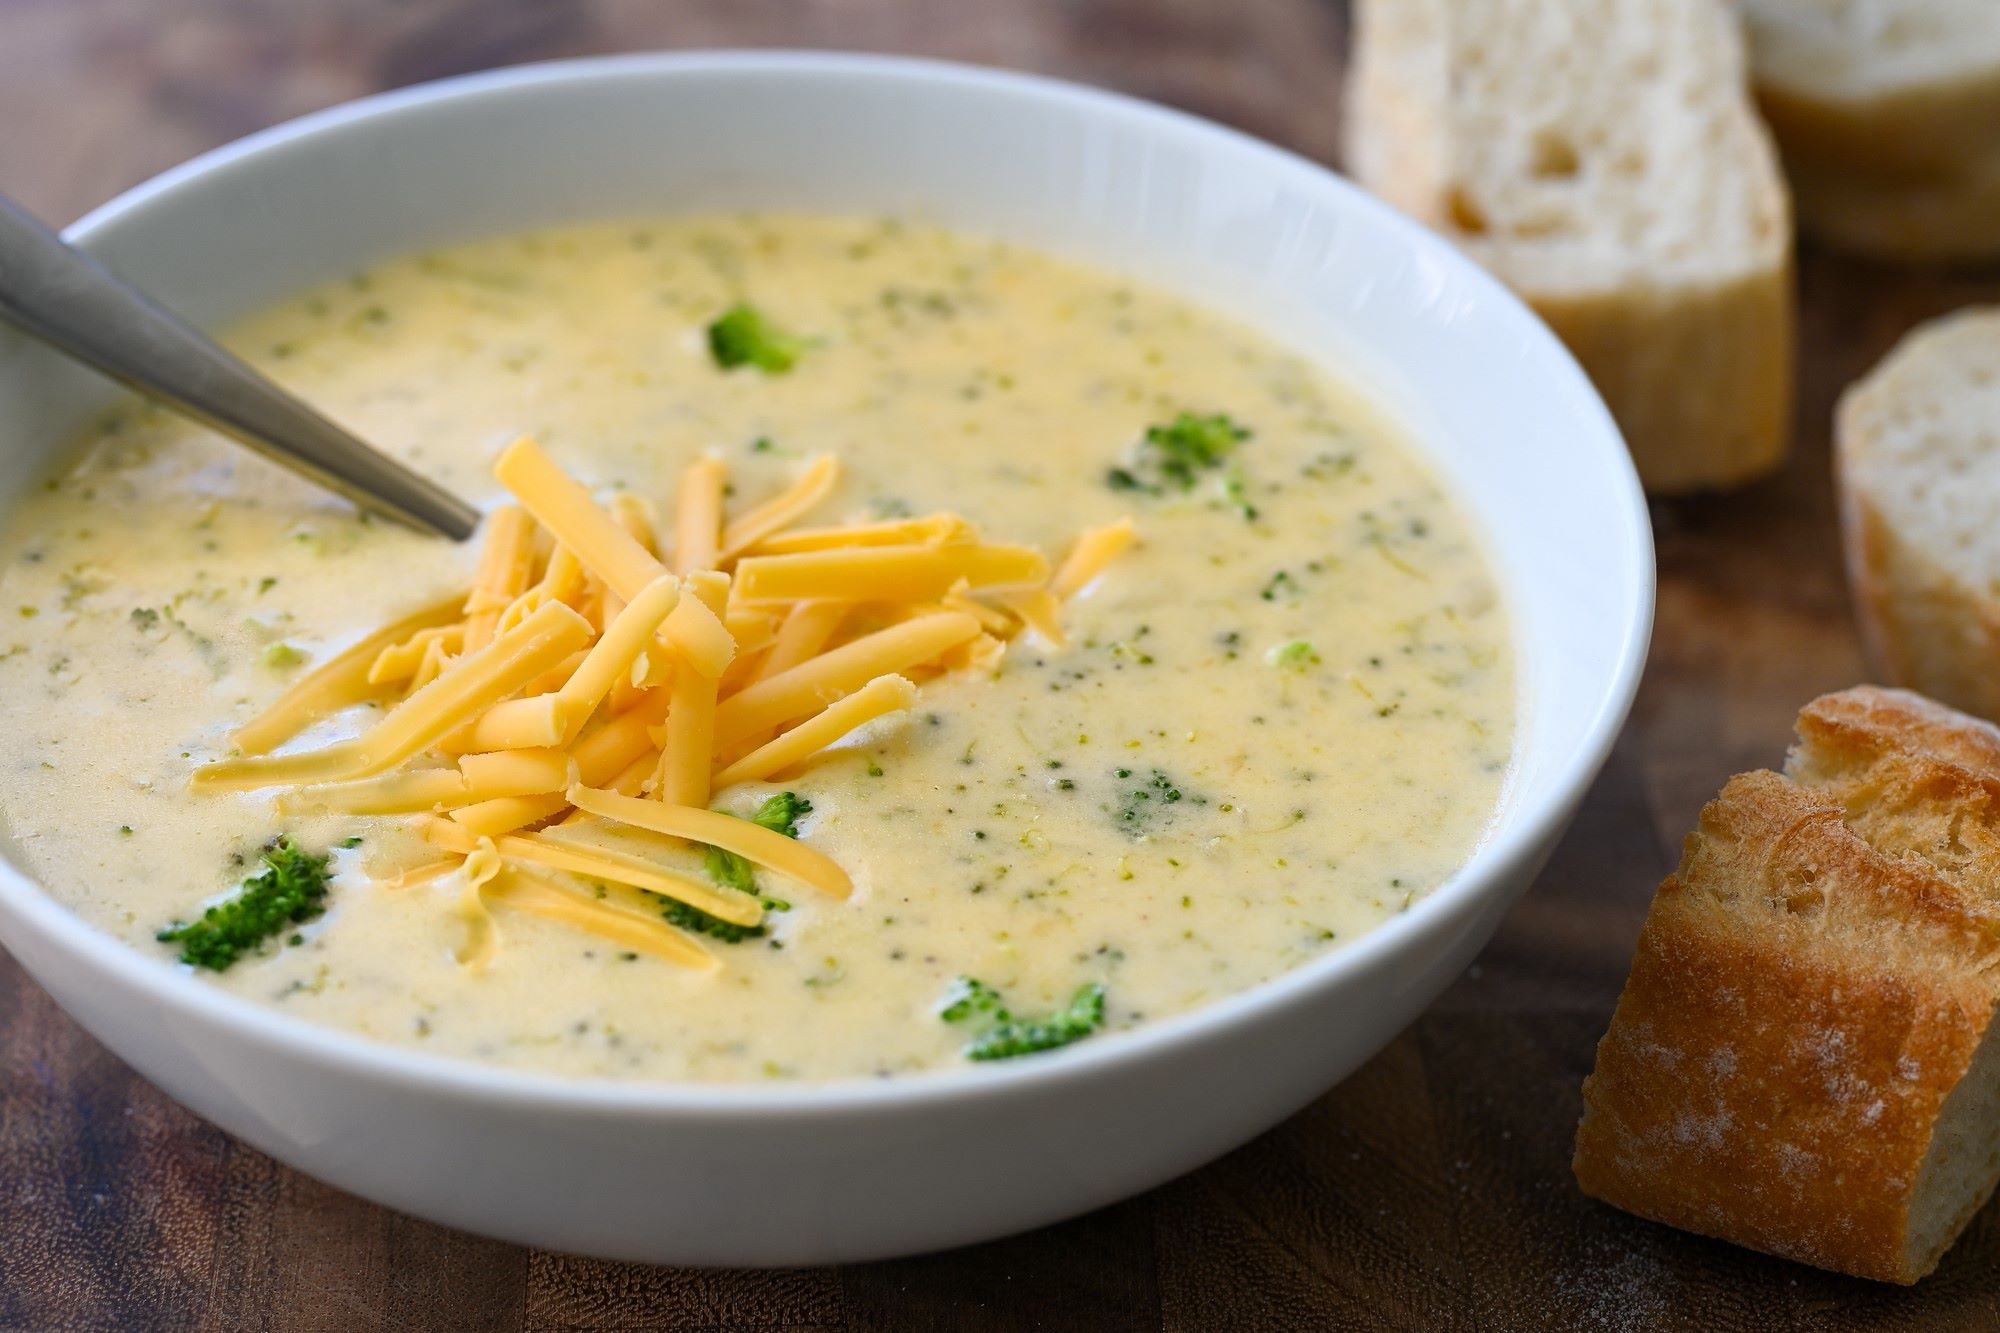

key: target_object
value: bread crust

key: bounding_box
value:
[1788,153,2000,266]
[1574,768,2000,1283]
[1755,66,2000,184]
[1344,0,1795,494]
[1836,314,2000,720]
[1746,33,2000,263]
[1534,259,1794,494]
[1744,0,2000,262]
[1797,683,2000,782]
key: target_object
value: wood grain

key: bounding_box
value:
[5,1,2000,1328]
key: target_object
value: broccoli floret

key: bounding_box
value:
[157,837,332,970]
[748,791,811,838]
[663,896,766,943]
[937,976,1109,1060]
[701,843,758,896]
[1145,412,1250,488]
[707,303,807,373]
[672,793,815,941]
[938,976,1010,1025]
[1105,411,1251,499]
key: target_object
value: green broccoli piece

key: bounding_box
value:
[748,791,811,838]
[157,837,333,970]
[1145,412,1249,488]
[1105,412,1251,497]
[965,983,1107,1062]
[1116,767,1196,833]
[672,793,815,942]
[701,843,758,896]
[937,977,1108,1060]
[1266,639,1321,670]
[707,303,807,373]
[939,976,1010,1025]
[663,896,767,943]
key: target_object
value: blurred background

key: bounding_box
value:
[2,0,1348,224]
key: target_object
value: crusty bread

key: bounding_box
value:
[1575,685,2000,1284]
[1738,1,2000,263]
[1345,0,1795,494]
[1837,309,2000,721]
[1785,155,2000,265]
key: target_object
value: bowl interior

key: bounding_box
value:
[0,52,1651,1096]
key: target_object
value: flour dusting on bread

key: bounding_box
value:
[1576,685,2000,1283]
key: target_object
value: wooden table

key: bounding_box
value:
[6,2,2000,1327]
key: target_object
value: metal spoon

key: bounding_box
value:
[0,192,479,541]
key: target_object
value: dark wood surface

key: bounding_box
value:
[5,2,2000,1328]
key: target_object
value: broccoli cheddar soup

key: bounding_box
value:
[0,216,1514,1082]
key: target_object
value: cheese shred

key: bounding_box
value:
[197,439,1130,972]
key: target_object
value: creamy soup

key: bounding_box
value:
[0,216,1513,1082]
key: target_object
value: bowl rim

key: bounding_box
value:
[0,48,1654,1116]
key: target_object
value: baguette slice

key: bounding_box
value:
[1837,309,2000,720]
[1575,685,2000,1284]
[1739,0,2000,263]
[1785,154,2000,267]
[1346,0,1795,494]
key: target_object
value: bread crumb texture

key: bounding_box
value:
[1838,309,2000,718]
[1346,0,1793,493]
[1575,685,2000,1283]
[1740,0,2000,260]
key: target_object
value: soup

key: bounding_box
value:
[0,216,1514,1082]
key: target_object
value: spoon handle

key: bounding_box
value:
[0,194,478,541]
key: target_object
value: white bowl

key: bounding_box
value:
[0,52,1652,1265]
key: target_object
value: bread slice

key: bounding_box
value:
[1574,685,2000,1284]
[1785,154,2000,266]
[1345,0,1795,494]
[1739,1,2000,263]
[1837,309,2000,721]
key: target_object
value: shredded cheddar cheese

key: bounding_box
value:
[458,748,571,796]
[487,867,714,969]
[718,454,840,557]
[454,838,506,969]
[713,613,979,751]
[461,505,538,653]
[673,455,727,573]
[232,595,464,755]
[713,673,917,790]
[1051,518,1136,600]
[732,543,1048,604]
[655,572,728,809]
[449,791,572,838]
[745,511,971,556]
[196,441,1131,973]
[276,767,471,816]
[566,785,854,899]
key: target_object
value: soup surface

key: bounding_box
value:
[0,216,1513,1082]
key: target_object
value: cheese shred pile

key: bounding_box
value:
[196,438,1133,971]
